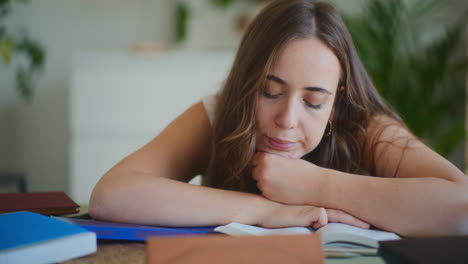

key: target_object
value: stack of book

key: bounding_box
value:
[0,191,96,263]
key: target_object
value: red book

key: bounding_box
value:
[147,234,325,264]
[0,191,79,215]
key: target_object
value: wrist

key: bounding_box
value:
[305,165,332,207]
[228,192,272,226]
[249,196,281,227]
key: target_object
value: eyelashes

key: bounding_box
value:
[262,90,281,99]
[262,90,323,109]
[304,100,323,110]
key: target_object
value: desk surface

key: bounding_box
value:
[61,241,385,264]
[61,241,145,264]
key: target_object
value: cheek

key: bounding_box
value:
[301,121,327,152]
[255,101,273,130]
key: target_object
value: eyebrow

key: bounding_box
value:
[266,74,332,95]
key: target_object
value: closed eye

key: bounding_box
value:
[263,88,323,110]
[304,100,322,109]
[262,90,282,99]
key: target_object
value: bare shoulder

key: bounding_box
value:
[367,114,415,143]
[366,115,465,182]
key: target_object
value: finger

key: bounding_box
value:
[255,178,263,190]
[251,165,259,181]
[326,209,370,229]
[312,222,323,230]
[327,209,369,228]
[312,208,328,229]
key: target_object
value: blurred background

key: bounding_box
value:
[0,0,466,204]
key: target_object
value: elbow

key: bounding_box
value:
[452,189,468,235]
[89,180,113,221]
[402,183,468,237]
[454,213,468,235]
[453,179,468,234]
[88,187,104,220]
[441,184,468,236]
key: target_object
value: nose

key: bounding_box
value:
[274,98,298,129]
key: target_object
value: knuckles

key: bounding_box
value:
[252,153,281,197]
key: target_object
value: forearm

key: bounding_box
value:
[89,169,267,227]
[316,169,468,237]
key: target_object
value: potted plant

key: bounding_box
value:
[0,0,46,191]
[1,0,45,102]
[175,0,269,44]
[342,0,467,161]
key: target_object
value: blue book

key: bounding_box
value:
[0,211,97,264]
[54,217,217,241]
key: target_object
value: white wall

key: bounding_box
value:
[0,0,175,193]
[0,68,17,173]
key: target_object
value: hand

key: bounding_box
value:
[325,209,370,229]
[256,202,369,230]
[252,152,325,205]
[257,202,328,229]
[251,152,370,230]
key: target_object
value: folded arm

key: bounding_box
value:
[313,117,468,237]
[321,168,468,237]
[253,116,468,236]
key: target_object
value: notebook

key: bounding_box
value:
[0,191,80,215]
[147,234,325,264]
[0,211,97,263]
[54,216,217,240]
[215,222,400,255]
[378,235,468,264]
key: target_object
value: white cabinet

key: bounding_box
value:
[69,50,234,204]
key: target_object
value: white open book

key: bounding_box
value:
[214,222,400,255]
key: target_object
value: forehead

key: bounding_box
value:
[270,37,341,93]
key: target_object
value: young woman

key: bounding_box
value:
[89,0,468,237]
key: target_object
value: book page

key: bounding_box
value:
[316,223,400,248]
[214,222,311,236]
[214,222,400,249]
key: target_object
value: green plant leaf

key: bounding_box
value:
[212,0,234,9]
[175,2,189,43]
[434,122,466,157]
[17,33,45,69]
[16,67,33,102]
[0,38,15,64]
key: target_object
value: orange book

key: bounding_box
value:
[147,234,324,264]
[0,191,79,215]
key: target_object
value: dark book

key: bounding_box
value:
[378,235,468,264]
[0,191,79,215]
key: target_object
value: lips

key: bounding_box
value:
[266,136,297,151]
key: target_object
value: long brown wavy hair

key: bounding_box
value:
[203,0,405,193]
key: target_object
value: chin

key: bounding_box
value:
[274,152,295,158]
[260,148,298,159]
